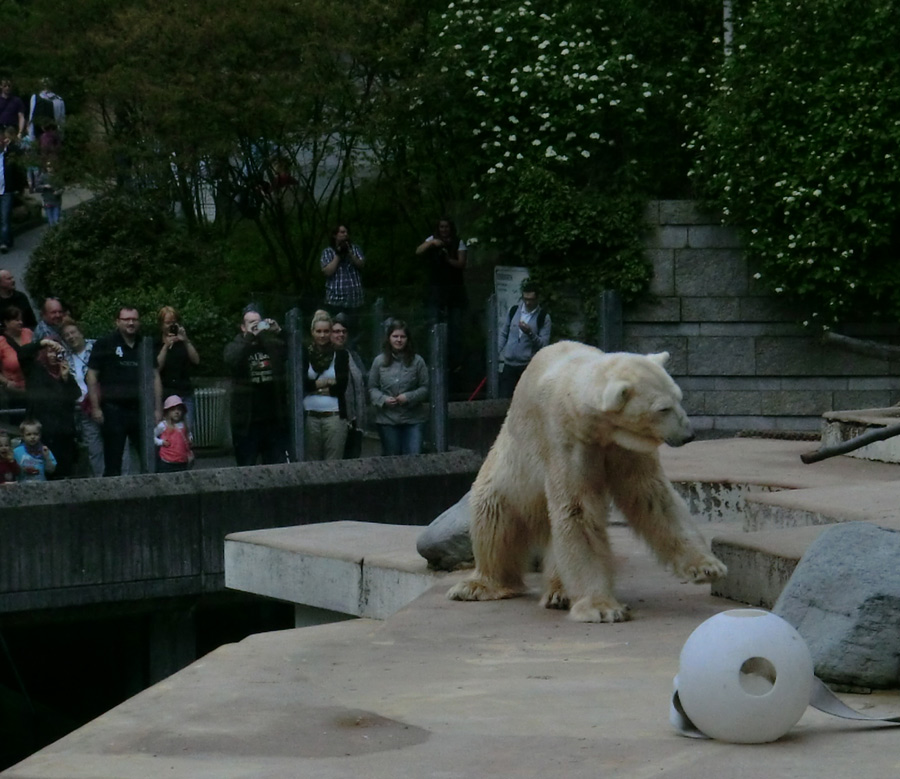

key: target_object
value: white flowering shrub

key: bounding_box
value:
[427,0,719,304]
[691,0,900,326]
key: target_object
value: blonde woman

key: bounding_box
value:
[302,310,349,460]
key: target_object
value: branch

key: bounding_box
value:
[801,423,900,464]
[822,330,900,361]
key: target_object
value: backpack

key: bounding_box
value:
[507,304,547,333]
[30,96,55,132]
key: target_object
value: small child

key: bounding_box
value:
[14,419,56,482]
[154,395,194,473]
[0,431,21,484]
[35,159,63,226]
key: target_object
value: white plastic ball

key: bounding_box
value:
[675,609,814,743]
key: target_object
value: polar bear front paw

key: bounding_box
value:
[569,595,631,623]
[676,554,728,584]
[540,589,570,610]
[447,577,525,601]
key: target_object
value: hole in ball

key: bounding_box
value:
[739,656,776,696]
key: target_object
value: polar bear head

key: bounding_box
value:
[594,351,694,453]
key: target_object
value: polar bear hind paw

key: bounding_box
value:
[447,577,525,601]
[676,554,728,584]
[568,596,631,623]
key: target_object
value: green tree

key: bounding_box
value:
[691,0,900,327]
[420,0,720,313]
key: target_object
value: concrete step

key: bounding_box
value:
[225,521,454,621]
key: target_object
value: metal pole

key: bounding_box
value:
[429,322,448,452]
[286,307,305,462]
[371,297,384,361]
[596,289,623,352]
[138,338,156,474]
[486,294,499,399]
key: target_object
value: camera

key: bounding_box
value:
[168,324,179,336]
[255,320,270,332]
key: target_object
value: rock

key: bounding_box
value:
[774,522,900,690]
[416,490,473,571]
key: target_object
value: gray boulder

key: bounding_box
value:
[416,491,473,571]
[774,522,900,690]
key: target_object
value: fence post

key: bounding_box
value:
[429,322,448,452]
[596,289,623,352]
[370,297,384,361]
[486,294,499,399]
[286,307,305,462]
[138,338,156,474]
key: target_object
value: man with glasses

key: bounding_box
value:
[86,306,162,476]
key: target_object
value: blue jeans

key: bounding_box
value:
[378,423,423,456]
[0,192,13,248]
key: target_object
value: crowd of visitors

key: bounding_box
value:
[0,76,65,253]
[0,68,555,481]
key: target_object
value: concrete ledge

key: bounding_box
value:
[0,451,480,615]
[226,522,448,619]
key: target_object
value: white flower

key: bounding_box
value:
[508,134,517,141]
[545,146,557,158]
[589,132,600,139]
[532,139,542,145]
[581,150,590,158]
[509,115,520,124]
[576,104,585,111]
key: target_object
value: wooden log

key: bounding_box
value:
[822,330,900,361]
[801,422,900,464]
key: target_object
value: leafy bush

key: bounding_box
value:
[691,0,900,326]
[424,0,720,319]
[26,193,234,373]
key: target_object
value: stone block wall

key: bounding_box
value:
[627,201,900,434]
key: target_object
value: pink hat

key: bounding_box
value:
[163,395,185,410]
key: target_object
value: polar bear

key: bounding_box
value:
[447,341,727,622]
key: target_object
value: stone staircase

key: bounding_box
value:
[224,438,900,620]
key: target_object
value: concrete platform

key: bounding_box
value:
[225,522,449,620]
[8,524,900,779]
[7,438,900,778]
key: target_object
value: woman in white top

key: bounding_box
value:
[302,310,349,461]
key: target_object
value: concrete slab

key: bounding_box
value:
[8,525,900,779]
[225,522,449,620]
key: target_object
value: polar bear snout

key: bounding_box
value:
[665,428,695,447]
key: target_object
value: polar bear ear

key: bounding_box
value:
[647,351,670,367]
[600,380,632,412]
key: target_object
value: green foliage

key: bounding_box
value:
[78,284,233,376]
[423,0,720,322]
[26,193,232,373]
[691,0,900,326]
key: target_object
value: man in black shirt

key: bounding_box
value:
[0,270,36,329]
[86,306,162,476]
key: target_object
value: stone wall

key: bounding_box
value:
[0,450,481,615]
[626,201,900,434]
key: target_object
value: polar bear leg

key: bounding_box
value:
[544,477,631,623]
[539,549,570,610]
[606,449,727,583]
[446,486,531,601]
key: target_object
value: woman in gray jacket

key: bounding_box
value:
[368,320,429,455]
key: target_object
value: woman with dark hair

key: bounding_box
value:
[367,320,429,456]
[15,337,80,478]
[0,305,33,408]
[415,217,468,383]
[302,309,350,461]
[320,224,365,329]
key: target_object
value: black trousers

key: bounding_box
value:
[101,402,140,477]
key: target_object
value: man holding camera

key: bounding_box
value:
[223,307,288,466]
[320,224,365,333]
